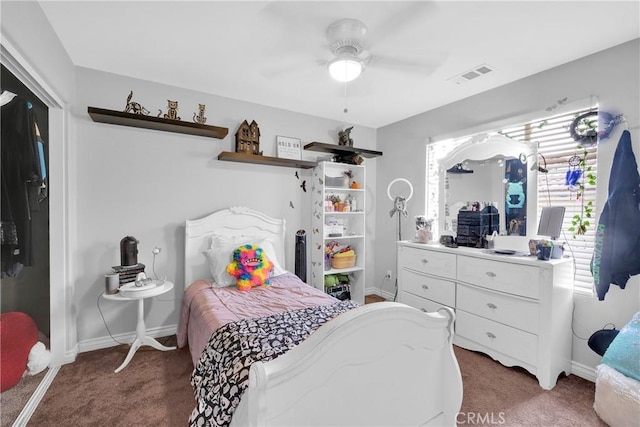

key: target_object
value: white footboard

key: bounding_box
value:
[233,302,463,427]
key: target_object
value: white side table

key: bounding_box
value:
[102,280,176,373]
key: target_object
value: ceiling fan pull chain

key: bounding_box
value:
[343,81,349,114]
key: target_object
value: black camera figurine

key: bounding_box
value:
[120,236,139,266]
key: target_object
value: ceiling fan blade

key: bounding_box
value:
[366,51,448,75]
[257,2,315,35]
[260,56,331,80]
[257,1,336,46]
[367,1,440,46]
[260,58,324,80]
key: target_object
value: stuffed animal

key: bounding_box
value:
[226,244,273,291]
[506,181,526,209]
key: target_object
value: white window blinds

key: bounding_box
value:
[500,108,598,294]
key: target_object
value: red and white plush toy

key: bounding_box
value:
[1,312,38,392]
[226,244,273,291]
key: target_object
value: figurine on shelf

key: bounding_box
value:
[193,104,207,124]
[123,91,150,115]
[338,126,354,146]
[351,154,364,165]
[158,100,181,120]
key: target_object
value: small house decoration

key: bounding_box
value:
[235,120,262,155]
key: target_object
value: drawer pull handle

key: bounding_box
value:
[486,332,496,339]
[421,258,429,264]
[421,284,429,290]
[486,271,496,278]
[487,303,497,310]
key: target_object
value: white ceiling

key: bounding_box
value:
[38,1,639,129]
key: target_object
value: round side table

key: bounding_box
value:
[102,280,176,373]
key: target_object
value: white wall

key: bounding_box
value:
[73,67,377,347]
[0,1,75,100]
[375,39,640,372]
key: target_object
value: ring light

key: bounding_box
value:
[387,178,413,202]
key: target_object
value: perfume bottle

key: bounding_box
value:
[345,194,356,212]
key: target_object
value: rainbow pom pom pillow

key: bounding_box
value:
[226,244,274,291]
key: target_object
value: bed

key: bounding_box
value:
[177,206,463,427]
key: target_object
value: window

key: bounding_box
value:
[501,107,597,294]
[426,107,598,294]
[425,136,468,234]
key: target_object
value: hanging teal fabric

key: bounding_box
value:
[591,130,640,300]
[37,136,46,181]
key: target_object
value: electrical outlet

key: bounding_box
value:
[152,246,162,255]
[385,270,392,280]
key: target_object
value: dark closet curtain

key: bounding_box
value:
[1,97,45,276]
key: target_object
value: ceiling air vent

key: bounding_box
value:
[448,64,494,85]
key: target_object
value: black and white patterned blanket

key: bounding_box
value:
[189,300,359,427]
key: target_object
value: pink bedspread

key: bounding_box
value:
[177,272,336,365]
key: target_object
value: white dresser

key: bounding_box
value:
[397,241,574,390]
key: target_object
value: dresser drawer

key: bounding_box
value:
[456,310,538,366]
[457,256,539,299]
[400,268,455,307]
[457,284,539,334]
[398,246,456,279]
[399,291,452,314]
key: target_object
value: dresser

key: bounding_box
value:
[397,241,574,390]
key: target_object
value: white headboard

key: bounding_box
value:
[184,206,286,288]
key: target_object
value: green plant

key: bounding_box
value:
[568,118,598,239]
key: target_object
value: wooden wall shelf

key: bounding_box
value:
[217,151,316,169]
[303,141,383,159]
[87,107,229,139]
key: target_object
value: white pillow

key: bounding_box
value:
[260,239,286,276]
[203,235,286,287]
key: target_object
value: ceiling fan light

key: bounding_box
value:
[328,57,363,82]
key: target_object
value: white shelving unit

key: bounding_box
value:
[311,161,366,304]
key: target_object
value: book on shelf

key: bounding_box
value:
[117,271,145,280]
[111,263,146,273]
[111,264,147,286]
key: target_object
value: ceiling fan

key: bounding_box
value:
[324,16,447,83]
[325,18,369,82]
[258,3,446,86]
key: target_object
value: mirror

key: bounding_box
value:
[438,134,537,245]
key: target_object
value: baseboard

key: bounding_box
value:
[571,361,596,383]
[78,324,178,353]
[12,366,60,427]
[365,287,395,301]
[62,343,79,366]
